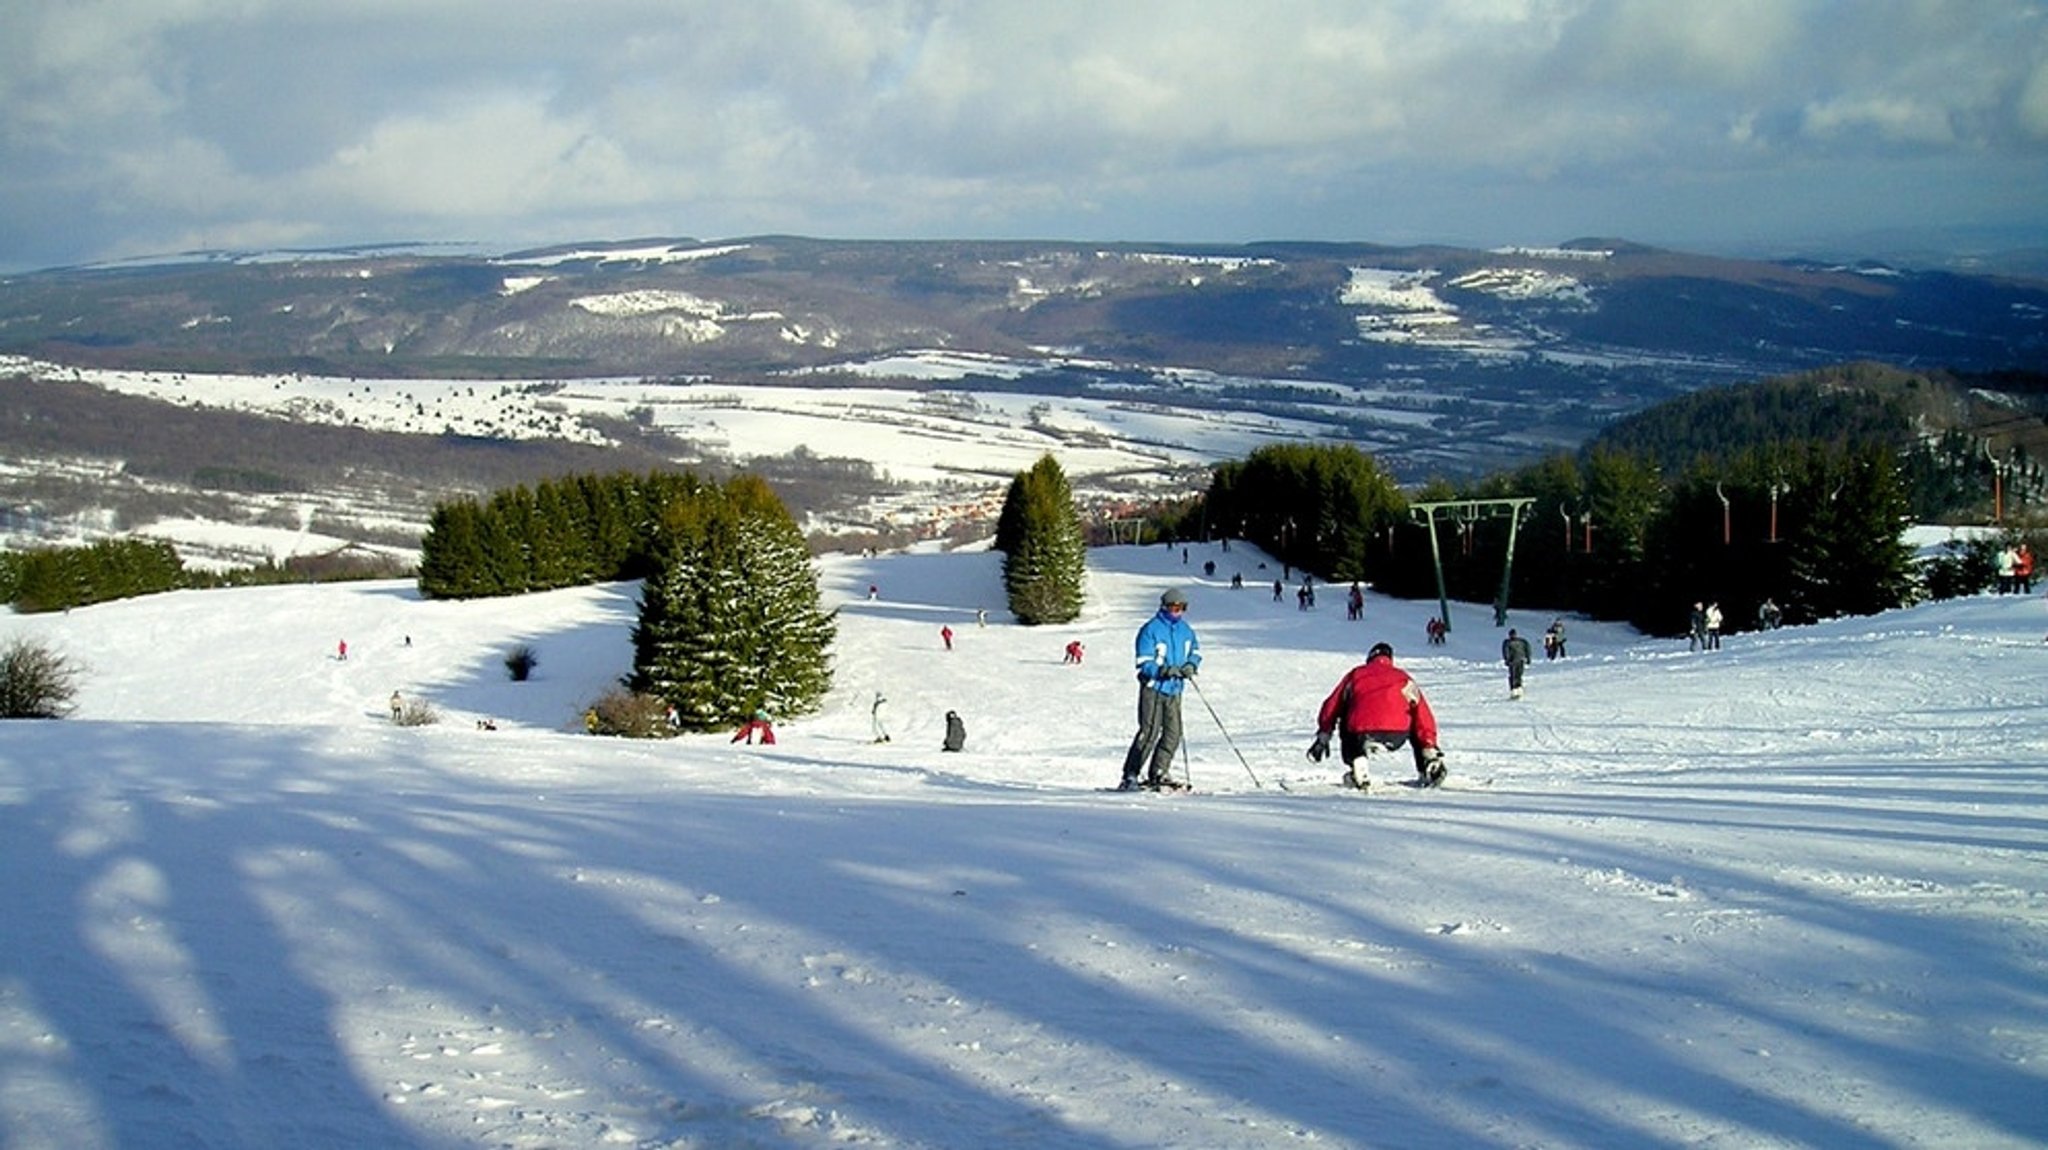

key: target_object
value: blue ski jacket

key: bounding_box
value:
[1132,607,1202,696]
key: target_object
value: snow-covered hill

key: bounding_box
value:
[2,542,2044,1148]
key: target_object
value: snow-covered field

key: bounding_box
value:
[2,540,2044,1148]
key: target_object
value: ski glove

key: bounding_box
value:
[1307,732,1330,762]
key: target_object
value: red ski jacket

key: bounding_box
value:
[1317,655,1439,748]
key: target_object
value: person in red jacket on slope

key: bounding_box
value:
[1308,642,1445,791]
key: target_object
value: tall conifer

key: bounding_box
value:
[631,476,835,729]
[999,454,1087,625]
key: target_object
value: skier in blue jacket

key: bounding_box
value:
[1118,587,1203,790]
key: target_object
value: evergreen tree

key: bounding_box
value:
[1204,444,1405,580]
[418,499,488,598]
[998,454,1087,625]
[1783,445,1918,621]
[8,538,185,613]
[631,476,835,730]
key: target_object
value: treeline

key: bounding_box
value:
[0,537,411,613]
[418,469,835,731]
[1175,371,1998,636]
[1586,363,2045,522]
[0,538,187,613]
[416,470,694,598]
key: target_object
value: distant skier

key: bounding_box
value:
[1347,582,1365,621]
[1117,587,1201,791]
[1705,602,1723,650]
[389,690,404,722]
[1757,599,1783,630]
[942,710,966,752]
[1307,642,1444,791]
[940,625,954,651]
[1063,640,1085,664]
[871,691,891,743]
[1544,618,1567,659]
[1502,629,1532,700]
[337,638,348,661]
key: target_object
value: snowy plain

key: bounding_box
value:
[1,538,2045,1149]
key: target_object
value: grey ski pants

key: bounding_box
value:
[1122,684,1184,783]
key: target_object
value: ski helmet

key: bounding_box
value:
[1369,641,1395,660]
[1160,587,1190,608]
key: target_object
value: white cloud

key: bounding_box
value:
[1802,95,1959,147]
[319,94,642,218]
[2,0,2045,270]
[2020,56,2048,139]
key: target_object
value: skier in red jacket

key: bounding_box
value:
[1308,642,1445,791]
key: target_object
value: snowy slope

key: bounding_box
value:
[1,541,2044,1149]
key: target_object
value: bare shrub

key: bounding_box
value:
[585,687,671,738]
[394,698,439,727]
[0,638,82,719]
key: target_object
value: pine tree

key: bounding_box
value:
[631,476,835,730]
[999,454,1087,625]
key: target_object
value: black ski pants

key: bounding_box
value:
[1341,729,1429,775]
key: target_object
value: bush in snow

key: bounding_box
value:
[585,687,673,738]
[0,638,81,719]
[504,644,539,681]
[393,698,440,727]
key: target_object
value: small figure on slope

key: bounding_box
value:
[1117,588,1201,792]
[942,710,966,752]
[1307,642,1444,791]
[1502,628,1533,700]
[1757,599,1783,631]
[871,690,891,743]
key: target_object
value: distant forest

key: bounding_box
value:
[1174,363,2048,637]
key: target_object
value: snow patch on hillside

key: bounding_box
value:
[1339,267,1448,312]
[499,241,750,267]
[1450,266,1595,305]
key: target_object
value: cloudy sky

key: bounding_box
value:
[3,0,2045,272]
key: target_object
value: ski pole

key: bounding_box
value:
[1188,676,1267,790]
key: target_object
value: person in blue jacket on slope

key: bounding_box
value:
[1118,587,1202,791]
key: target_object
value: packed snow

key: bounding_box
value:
[2,540,2044,1149]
